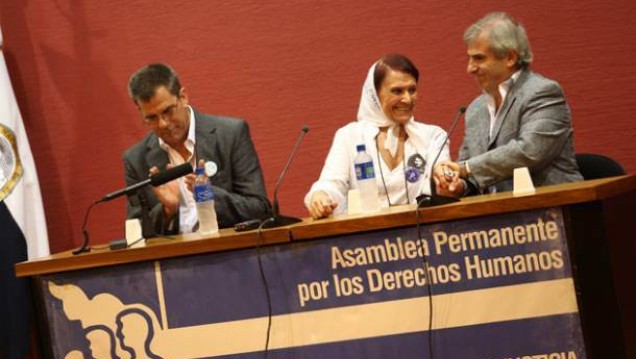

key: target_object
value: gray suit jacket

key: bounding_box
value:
[460,70,583,194]
[122,108,270,234]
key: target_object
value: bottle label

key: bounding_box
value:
[355,161,375,180]
[194,184,215,202]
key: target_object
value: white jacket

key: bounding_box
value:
[305,120,449,215]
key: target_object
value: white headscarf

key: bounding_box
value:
[356,62,428,157]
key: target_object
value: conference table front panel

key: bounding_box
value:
[36,206,585,359]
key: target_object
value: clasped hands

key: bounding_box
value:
[432,161,465,198]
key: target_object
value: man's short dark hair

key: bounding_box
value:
[128,63,182,103]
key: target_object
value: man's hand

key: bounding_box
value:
[185,159,208,192]
[149,165,181,221]
[307,190,338,219]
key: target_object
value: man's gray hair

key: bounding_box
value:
[464,12,533,68]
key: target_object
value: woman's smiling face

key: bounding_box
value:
[377,69,418,125]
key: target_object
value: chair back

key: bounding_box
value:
[575,153,625,180]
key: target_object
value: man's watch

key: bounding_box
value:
[458,161,471,179]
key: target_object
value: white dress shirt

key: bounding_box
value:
[158,106,198,233]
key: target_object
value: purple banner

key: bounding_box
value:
[40,207,585,359]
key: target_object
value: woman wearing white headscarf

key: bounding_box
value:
[305,54,450,219]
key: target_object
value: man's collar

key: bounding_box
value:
[485,69,523,98]
[158,105,196,151]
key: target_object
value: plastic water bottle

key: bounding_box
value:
[354,144,381,213]
[194,167,219,234]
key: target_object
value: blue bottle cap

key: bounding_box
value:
[356,144,366,152]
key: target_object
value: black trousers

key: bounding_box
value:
[0,201,30,359]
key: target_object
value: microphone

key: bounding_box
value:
[73,163,194,255]
[261,125,310,229]
[417,106,466,207]
[98,162,193,203]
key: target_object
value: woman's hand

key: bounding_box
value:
[307,191,338,219]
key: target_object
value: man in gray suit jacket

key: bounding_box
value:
[435,12,582,196]
[123,63,270,235]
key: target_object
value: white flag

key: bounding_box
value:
[0,28,50,259]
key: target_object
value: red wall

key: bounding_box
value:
[1,1,635,254]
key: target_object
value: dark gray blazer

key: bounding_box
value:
[460,70,583,194]
[122,108,270,234]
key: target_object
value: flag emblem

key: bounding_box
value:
[0,123,22,201]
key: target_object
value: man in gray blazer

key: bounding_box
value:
[123,63,270,235]
[435,12,582,196]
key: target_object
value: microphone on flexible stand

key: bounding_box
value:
[261,125,310,229]
[72,163,194,255]
[97,162,194,203]
[417,106,466,208]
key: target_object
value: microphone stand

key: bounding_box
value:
[261,200,303,228]
[261,126,309,229]
[417,183,460,207]
[133,191,155,239]
[72,190,154,256]
[72,201,99,255]
[417,107,466,208]
[71,164,192,254]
